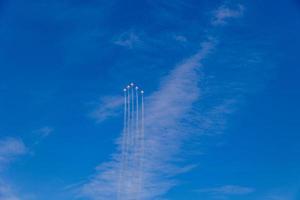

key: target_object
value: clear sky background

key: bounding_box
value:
[0,0,299,200]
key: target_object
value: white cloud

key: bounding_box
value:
[114,31,140,48]
[0,138,27,168]
[33,126,53,138]
[257,189,298,200]
[0,138,27,200]
[174,35,187,42]
[212,4,244,26]
[0,182,20,200]
[266,195,291,200]
[37,127,53,138]
[32,126,54,145]
[199,185,255,195]
[90,95,123,123]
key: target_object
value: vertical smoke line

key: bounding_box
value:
[125,87,131,196]
[137,91,145,200]
[119,84,144,200]
[118,89,128,199]
[129,85,134,191]
[141,92,145,192]
[131,85,135,152]
[134,87,140,200]
[135,88,139,151]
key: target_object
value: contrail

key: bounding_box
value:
[135,86,139,152]
[134,86,140,200]
[117,83,145,200]
[125,86,131,196]
[130,83,135,197]
[137,90,144,200]
[131,83,134,151]
[117,89,128,199]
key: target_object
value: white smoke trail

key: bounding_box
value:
[130,84,135,197]
[125,87,131,196]
[138,91,145,199]
[116,84,145,200]
[117,89,128,199]
[135,87,139,152]
[134,86,140,200]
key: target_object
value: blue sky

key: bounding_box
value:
[0,0,299,200]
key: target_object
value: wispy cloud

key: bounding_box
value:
[90,96,123,123]
[0,182,20,200]
[32,126,54,144]
[198,185,255,196]
[0,137,27,200]
[35,126,53,138]
[256,188,299,200]
[264,195,293,200]
[0,137,27,169]
[212,4,244,26]
[174,35,187,42]
[135,40,215,199]
[113,31,141,49]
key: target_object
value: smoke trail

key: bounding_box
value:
[116,83,145,200]
[131,84,135,159]
[125,87,131,196]
[117,89,128,199]
[134,86,140,200]
[135,87,139,152]
[137,91,144,200]
[130,84,135,197]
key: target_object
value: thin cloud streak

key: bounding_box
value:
[33,126,54,145]
[212,4,244,26]
[0,137,27,169]
[0,137,27,200]
[0,182,20,200]
[114,31,141,49]
[140,40,215,199]
[198,185,255,195]
[90,96,123,123]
